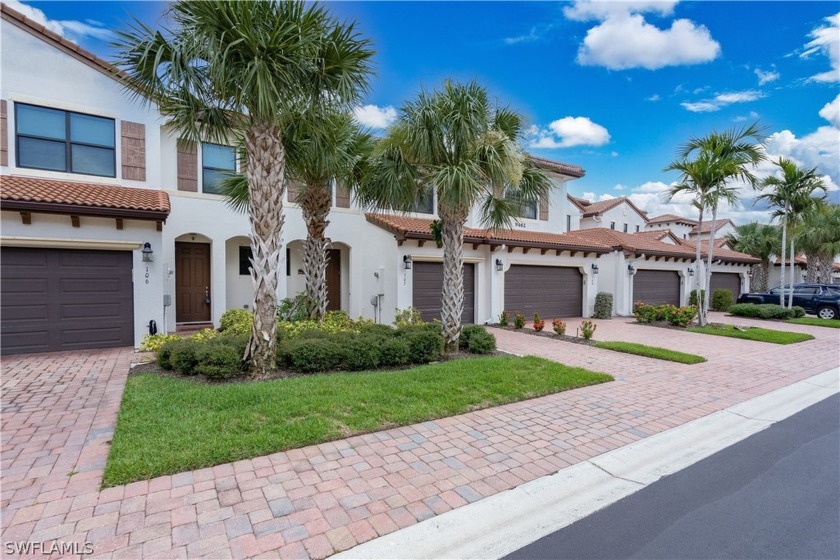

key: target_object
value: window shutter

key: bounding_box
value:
[177,140,198,192]
[120,121,146,181]
[287,180,301,203]
[539,196,549,220]
[335,183,351,208]
[0,100,7,166]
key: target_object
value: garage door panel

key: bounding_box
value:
[412,262,475,323]
[504,265,582,318]
[1,248,134,355]
[634,270,681,306]
[710,273,741,298]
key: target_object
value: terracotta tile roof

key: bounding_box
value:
[647,213,698,226]
[567,195,589,212]
[691,218,734,234]
[529,156,585,178]
[1,175,170,220]
[677,237,730,249]
[579,196,649,222]
[634,229,675,242]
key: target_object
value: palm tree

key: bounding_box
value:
[726,222,781,291]
[357,81,552,351]
[670,123,765,317]
[757,158,826,306]
[113,1,373,375]
[796,204,839,283]
[222,110,373,320]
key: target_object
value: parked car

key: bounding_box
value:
[737,283,840,319]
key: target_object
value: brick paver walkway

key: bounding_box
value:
[1,316,837,559]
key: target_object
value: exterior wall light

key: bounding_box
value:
[496,258,504,272]
[627,264,636,275]
[403,255,412,270]
[591,263,599,274]
[687,267,694,277]
[141,242,153,262]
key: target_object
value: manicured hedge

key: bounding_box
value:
[593,292,613,319]
[711,289,734,312]
[728,303,796,320]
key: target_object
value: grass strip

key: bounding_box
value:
[687,324,814,344]
[594,341,706,364]
[786,317,840,328]
[104,356,612,486]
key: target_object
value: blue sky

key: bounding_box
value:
[15,0,840,222]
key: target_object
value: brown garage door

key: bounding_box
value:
[1,247,134,355]
[412,262,475,323]
[504,265,582,318]
[710,272,741,298]
[634,270,681,306]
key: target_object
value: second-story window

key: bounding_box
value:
[407,188,435,214]
[610,221,616,230]
[623,223,628,233]
[504,187,537,219]
[636,225,640,232]
[202,143,236,194]
[15,103,115,177]
[566,215,572,232]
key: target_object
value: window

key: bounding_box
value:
[566,215,572,232]
[610,222,615,230]
[202,143,236,194]
[408,189,435,214]
[239,246,253,276]
[623,223,628,233]
[15,103,115,177]
[636,225,640,232]
[504,187,537,219]
[793,286,818,295]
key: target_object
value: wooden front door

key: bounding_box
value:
[326,249,341,311]
[175,242,211,322]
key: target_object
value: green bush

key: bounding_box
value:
[277,293,312,322]
[728,303,795,320]
[397,322,441,337]
[633,302,696,327]
[404,330,444,363]
[459,325,487,350]
[394,307,424,328]
[359,323,397,338]
[466,329,496,354]
[378,338,411,367]
[168,338,200,375]
[286,338,347,373]
[343,336,382,371]
[499,310,509,327]
[193,337,246,380]
[140,333,181,353]
[593,292,613,319]
[792,306,806,318]
[711,289,734,312]
[689,289,706,307]
[219,308,252,336]
[514,312,526,329]
[580,320,597,340]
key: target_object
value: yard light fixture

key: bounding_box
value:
[627,264,636,275]
[496,258,504,272]
[591,263,599,274]
[141,242,153,263]
[403,255,412,270]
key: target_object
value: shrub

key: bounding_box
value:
[286,338,347,373]
[593,292,613,319]
[668,305,697,327]
[552,319,566,336]
[459,326,496,354]
[193,337,246,380]
[533,313,545,332]
[634,302,696,327]
[378,338,411,367]
[140,333,180,353]
[397,322,441,337]
[404,330,444,363]
[359,323,397,338]
[343,337,381,371]
[514,312,526,329]
[191,328,219,342]
[499,310,509,327]
[277,293,312,322]
[219,308,252,336]
[711,289,734,312]
[792,306,806,318]
[580,320,597,340]
[689,289,706,307]
[167,338,200,375]
[728,303,795,320]
[394,307,424,328]
[459,325,486,350]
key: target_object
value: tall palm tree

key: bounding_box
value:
[222,110,373,320]
[796,204,839,283]
[726,222,781,291]
[113,1,373,375]
[757,158,826,306]
[357,81,552,351]
[671,123,765,317]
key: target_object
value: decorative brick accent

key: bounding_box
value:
[177,140,198,192]
[120,121,146,181]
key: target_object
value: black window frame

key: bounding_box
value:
[238,246,253,276]
[14,102,116,177]
[201,142,237,195]
[636,225,640,232]
[566,215,572,232]
[408,189,435,214]
[610,221,616,230]
[623,223,628,233]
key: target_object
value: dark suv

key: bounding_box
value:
[737,283,840,320]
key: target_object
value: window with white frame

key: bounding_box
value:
[504,187,537,219]
[15,103,115,177]
[202,143,236,194]
[566,214,572,232]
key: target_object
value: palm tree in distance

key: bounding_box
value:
[357,81,553,351]
[726,222,781,292]
[796,204,840,284]
[113,0,374,375]
[757,158,826,306]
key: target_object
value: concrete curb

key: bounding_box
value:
[333,367,839,560]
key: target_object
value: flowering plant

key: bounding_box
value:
[533,312,545,332]
[552,318,566,336]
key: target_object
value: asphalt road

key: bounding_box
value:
[506,393,840,560]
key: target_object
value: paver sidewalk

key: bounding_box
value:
[1,318,837,559]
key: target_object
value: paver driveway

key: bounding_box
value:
[1,316,837,559]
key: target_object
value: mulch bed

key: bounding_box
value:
[490,325,597,346]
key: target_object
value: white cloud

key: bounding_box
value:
[754,68,780,86]
[573,10,720,70]
[352,105,397,130]
[801,13,840,83]
[681,90,765,112]
[4,0,112,42]
[734,111,760,123]
[646,94,661,102]
[528,116,610,149]
[563,1,678,22]
[504,23,554,45]
[818,94,840,128]
[614,184,627,191]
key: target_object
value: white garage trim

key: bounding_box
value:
[1,236,143,251]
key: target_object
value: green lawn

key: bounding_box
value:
[786,317,840,328]
[593,341,706,364]
[687,324,815,344]
[104,356,612,486]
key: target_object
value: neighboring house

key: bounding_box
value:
[575,196,649,234]
[690,218,735,241]
[767,256,808,288]
[645,214,698,240]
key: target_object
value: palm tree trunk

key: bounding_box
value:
[787,237,795,308]
[779,215,787,306]
[299,182,332,321]
[758,259,770,292]
[244,123,285,376]
[694,206,706,326]
[440,207,467,352]
[818,252,834,284]
[703,205,718,318]
[805,252,819,283]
